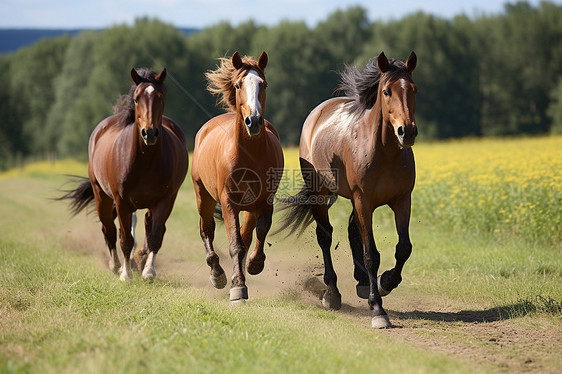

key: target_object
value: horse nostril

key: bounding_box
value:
[245,117,252,126]
[398,126,405,136]
[141,129,147,138]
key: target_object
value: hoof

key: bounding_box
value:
[231,299,246,306]
[356,285,369,299]
[210,272,227,289]
[142,267,156,281]
[109,260,121,275]
[371,314,392,329]
[230,286,248,302]
[119,268,132,282]
[321,289,342,310]
[247,256,265,275]
[377,275,391,297]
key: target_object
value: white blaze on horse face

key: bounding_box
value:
[145,85,155,95]
[244,70,263,116]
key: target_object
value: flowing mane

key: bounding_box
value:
[337,57,409,118]
[113,68,166,128]
[206,55,264,112]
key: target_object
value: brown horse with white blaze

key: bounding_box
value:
[191,51,284,303]
[277,52,418,328]
[59,68,188,281]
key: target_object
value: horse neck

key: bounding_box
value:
[234,112,266,153]
[365,97,402,158]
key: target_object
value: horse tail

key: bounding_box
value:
[274,186,337,237]
[56,176,95,216]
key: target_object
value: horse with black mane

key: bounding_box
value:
[59,68,188,281]
[277,52,418,328]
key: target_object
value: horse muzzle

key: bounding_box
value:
[244,115,264,136]
[396,124,418,147]
[141,127,159,145]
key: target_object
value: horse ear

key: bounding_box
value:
[232,51,243,70]
[377,52,389,74]
[405,51,417,73]
[155,68,167,83]
[131,68,141,85]
[258,51,268,71]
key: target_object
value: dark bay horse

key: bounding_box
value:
[191,51,284,303]
[277,52,418,328]
[60,68,188,281]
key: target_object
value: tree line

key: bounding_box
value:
[1,2,562,169]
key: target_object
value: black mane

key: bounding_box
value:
[337,57,408,117]
[112,68,165,128]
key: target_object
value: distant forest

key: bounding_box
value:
[1,2,562,169]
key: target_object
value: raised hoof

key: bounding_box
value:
[230,286,248,302]
[377,275,391,297]
[356,285,369,299]
[142,267,156,281]
[371,314,392,329]
[210,272,227,289]
[247,255,265,275]
[321,290,342,310]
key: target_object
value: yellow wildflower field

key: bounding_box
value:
[282,136,561,246]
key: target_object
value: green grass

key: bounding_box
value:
[1,138,561,373]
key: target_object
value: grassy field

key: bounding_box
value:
[1,136,561,373]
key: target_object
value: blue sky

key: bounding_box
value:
[0,0,558,29]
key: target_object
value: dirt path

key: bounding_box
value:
[60,218,561,374]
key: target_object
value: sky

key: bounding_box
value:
[0,0,559,29]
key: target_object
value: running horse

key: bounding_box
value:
[277,52,418,328]
[59,68,188,281]
[191,51,284,303]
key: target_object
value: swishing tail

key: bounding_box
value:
[273,186,337,237]
[56,176,95,216]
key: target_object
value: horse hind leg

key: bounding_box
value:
[311,201,341,310]
[348,211,370,299]
[132,211,150,275]
[140,199,175,281]
[247,206,272,275]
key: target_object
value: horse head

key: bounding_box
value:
[131,68,167,146]
[231,51,268,136]
[378,51,418,148]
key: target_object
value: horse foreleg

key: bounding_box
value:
[94,187,120,275]
[115,202,135,281]
[195,184,226,289]
[221,201,247,303]
[311,201,340,310]
[247,205,272,275]
[379,196,413,295]
[353,196,391,328]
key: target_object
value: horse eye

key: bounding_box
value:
[134,98,138,104]
[234,83,240,90]
[383,89,390,97]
